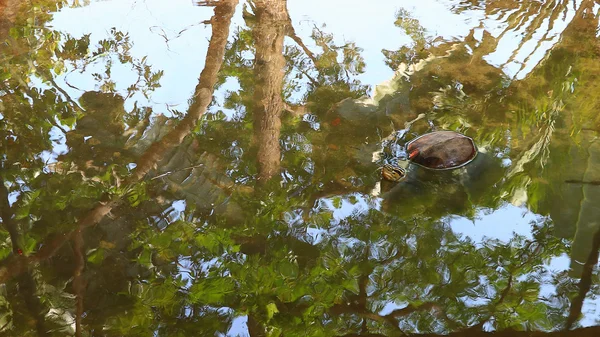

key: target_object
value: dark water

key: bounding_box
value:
[1,0,600,335]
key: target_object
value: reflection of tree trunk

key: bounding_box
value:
[252,0,288,182]
[247,314,266,337]
[566,229,600,330]
[0,0,239,284]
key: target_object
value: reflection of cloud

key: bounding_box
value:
[450,204,537,242]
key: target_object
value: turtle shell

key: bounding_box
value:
[406,131,477,170]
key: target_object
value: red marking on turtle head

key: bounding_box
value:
[17,249,23,255]
[331,117,342,127]
[409,149,419,159]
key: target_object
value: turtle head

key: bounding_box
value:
[382,164,406,182]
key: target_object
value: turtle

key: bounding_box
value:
[381,130,477,182]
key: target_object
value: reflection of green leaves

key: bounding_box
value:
[90,28,163,96]
[126,182,149,207]
[394,8,427,45]
[277,259,299,279]
[331,196,342,209]
[189,277,236,305]
[266,302,279,320]
[14,190,40,220]
[195,233,222,254]
[57,34,91,61]
[382,8,430,69]
[87,248,105,265]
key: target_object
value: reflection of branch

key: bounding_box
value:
[496,274,513,306]
[130,1,236,183]
[23,86,73,135]
[565,180,600,186]
[0,0,239,285]
[281,10,321,87]
[512,4,565,78]
[565,229,600,330]
[386,302,438,319]
[499,1,555,74]
[330,303,389,324]
[0,83,71,136]
[283,103,308,117]
[150,164,205,180]
[48,77,85,114]
[286,27,317,65]
[332,246,416,333]
[330,301,437,333]
[299,67,319,87]
[357,247,370,307]
[282,9,318,65]
[195,0,219,6]
[149,20,212,50]
[0,175,21,255]
[16,272,47,335]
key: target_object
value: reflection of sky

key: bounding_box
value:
[321,193,539,248]
[451,205,536,242]
[49,0,580,107]
[50,0,487,110]
[51,0,218,110]
[482,1,579,80]
[287,0,483,89]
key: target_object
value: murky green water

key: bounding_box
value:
[1,0,600,335]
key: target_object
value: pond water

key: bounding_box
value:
[1,0,600,336]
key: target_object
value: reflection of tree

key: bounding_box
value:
[0,0,238,334]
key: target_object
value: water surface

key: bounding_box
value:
[1,0,600,336]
